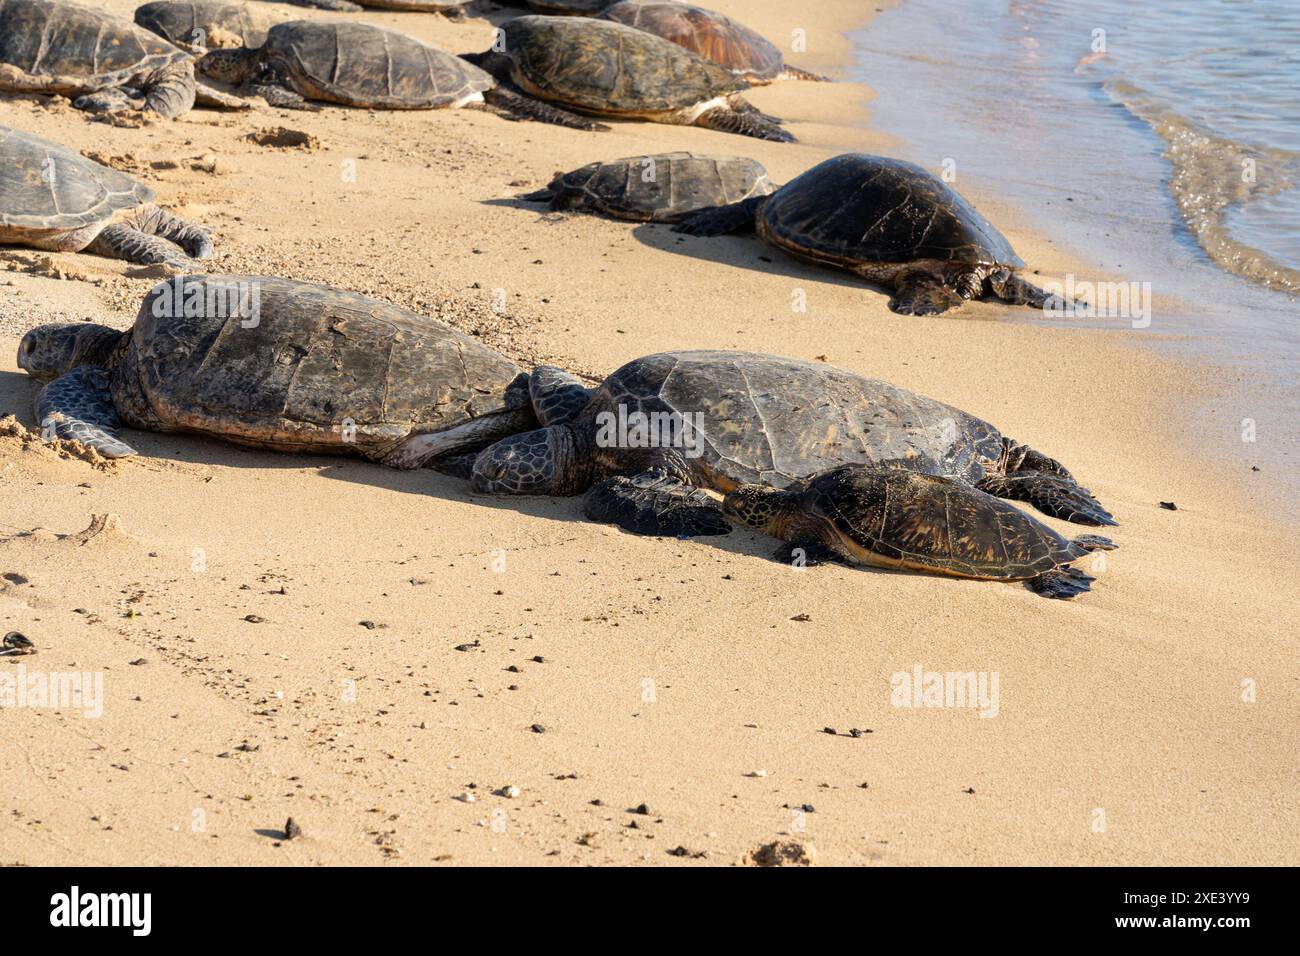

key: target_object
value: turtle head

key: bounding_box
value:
[197,47,257,85]
[471,425,589,496]
[17,324,124,381]
[722,482,799,535]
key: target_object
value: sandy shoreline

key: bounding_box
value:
[0,0,1295,866]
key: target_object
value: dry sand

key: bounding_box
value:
[0,0,1295,866]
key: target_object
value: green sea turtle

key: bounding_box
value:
[198,19,601,127]
[724,465,1116,598]
[1,125,213,266]
[463,15,792,141]
[134,1,270,52]
[0,0,247,117]
[676,153,1065,315]
[599,1,827,84]
[469,350,1116,534]
[16,275,539,465]
[521,152,775,222]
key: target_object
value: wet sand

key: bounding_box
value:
[0,0,1295,865]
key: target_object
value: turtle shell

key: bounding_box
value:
[119,275,531,455]
[761,154,1024,268]
[0,125,152,247]
[600,1,784,82]
[584,350,1004,491]
[135,0,268,51]
[357,1,469,9]
[498,15,744,115]
[0,0,188,94]
[551,152,774,222]
[261,21,493,109]
[526,0,611,13]
[802,467,1088,580]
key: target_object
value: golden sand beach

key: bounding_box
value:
[0,0,1295,865]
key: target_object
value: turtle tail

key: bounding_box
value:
[695,102,794,142]
[479,88,610,132]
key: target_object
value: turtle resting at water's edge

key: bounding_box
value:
[675,153,1071,316]
[16,276,539,467]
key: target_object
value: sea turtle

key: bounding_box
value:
[0,0,247,117]
[600,1,827,84]
[520,152,775,222]
[469,350,1116,535]
[0,125,213,266]
[16,275,540,467]
[521,1,611,13]
[198,19,601,127]
[723,465,1116,598]
[675,153,1065,315]
[135,1,271,52]
[463,15,792,141]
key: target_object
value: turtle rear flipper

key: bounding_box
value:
[478,88,610,132]
[86,222,191,268]
[673,196,765,236]
[529,366,593,426]
[1026,565,1095,599]
[584,472,731,537]
[132,204,214,260]
[695,101,793,141]
[977,472,1117,527]
[35,368,137,459]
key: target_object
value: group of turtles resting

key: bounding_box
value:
[2,0,1117,597]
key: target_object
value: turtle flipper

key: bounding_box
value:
[132,204,214,260]
[673,196,765,236]
[35,368,137,459]
[87,223,190,267]
[520,186,556,203]
[694,103,793,142]
[977,472,1118,527]
[242,68,319,111]
[478,88,610,132]
[73,86,144,114]
[779,66,830,82]
[1026,565,1095,599]
[1072,534,1117,552]
[583,472,731,537]
[429,451,481,480]
[529,366,592,426]
[889,273,965,315]
[141,60,198,118]
[988,269,1074,311]
[194,81,252,111]
[771,540,840,567]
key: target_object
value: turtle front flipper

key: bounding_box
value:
[694,100,794,142]
[672,196,765,236]
[131,204,214,260]
[73,87,146,114]
[529,366,593,426]
[35,368,137,459]
[987,268,1075,311]
[976,472,1118,527]
[243,65,319,111]
[282,0,362,9]
[194,82,253,111]
[477,88,610,132]
[1026,565,1096,599]
[889,273,966,316]
[583,471,731,538]
[86,223,191,268]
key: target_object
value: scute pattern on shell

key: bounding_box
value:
[600,1,785,81]
[500,15,744,114]
[0,125,153,235]
[583,351,1004,491]
[263,21,494,108]
[122,275,529,452]
[135,0,268,50]
[762,154,1024,267]
[808,468,1088,578]
[569,152,773,221]
[0,0,186,86]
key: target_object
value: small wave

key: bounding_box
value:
[1106,79,1300,296]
